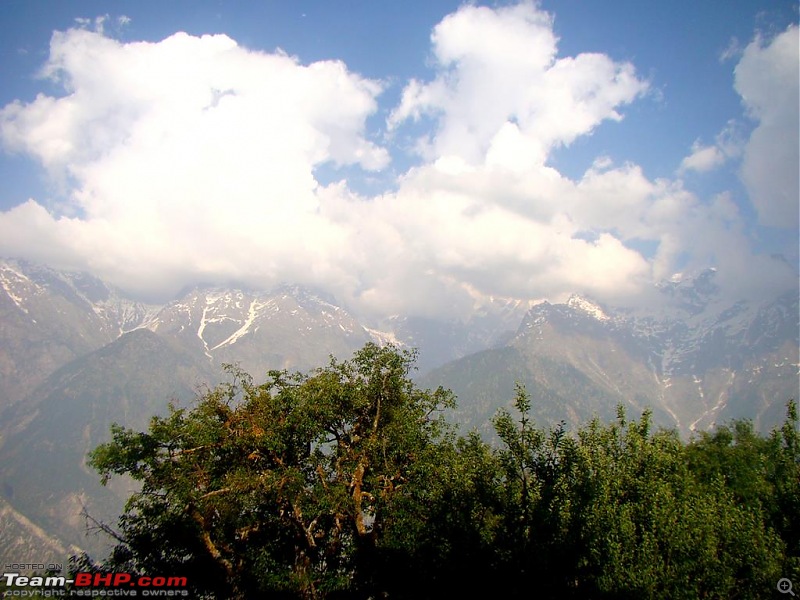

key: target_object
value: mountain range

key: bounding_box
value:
[0,257,797,564]
[425,275,798,440]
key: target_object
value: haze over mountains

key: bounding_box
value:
[426,272,798,440]
[0,256,797,564]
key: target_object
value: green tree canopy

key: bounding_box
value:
[90,343,456,598]
[88,344,799,599]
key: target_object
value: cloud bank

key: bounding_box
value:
[735,25,799,229]
[0,3,796,318]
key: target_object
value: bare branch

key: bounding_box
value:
[81,506,127,544]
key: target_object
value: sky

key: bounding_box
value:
[0,0,797,319]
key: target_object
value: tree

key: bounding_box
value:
[686,399,800,585]
[491,384,575,597]
[89,344,455,599]
[490,391,789,599]
[569,407,784,599]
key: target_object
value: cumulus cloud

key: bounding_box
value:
[735,25,799,229]
[0,3,795,320]
[388,2,648,168]
[0,28,389,302]
[679,141,726,174]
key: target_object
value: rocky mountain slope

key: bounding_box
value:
[423,272,799,439]
[0,328,211,561]
[0,259,154,413]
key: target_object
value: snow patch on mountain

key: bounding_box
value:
[211,299,265,350]
[566,295,610,322]
[363,326,404,347]
[0,264,33,314]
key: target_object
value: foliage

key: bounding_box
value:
[487,391,791,599]
[88,345,799,599]
[90,343,455,598]
[685,399,800,584]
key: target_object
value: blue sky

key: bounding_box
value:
[0,1,797,317]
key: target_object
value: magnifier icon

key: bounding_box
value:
[779,578,796,596]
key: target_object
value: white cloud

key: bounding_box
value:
[735,25,799,229]
[0,28,389,302]
[388,2,648,169]
[0,5,795,319]
[719,37,741,63]
[679,141,726,173]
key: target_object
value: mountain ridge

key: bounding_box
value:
[0,257,797,562]
[424,279,798,439]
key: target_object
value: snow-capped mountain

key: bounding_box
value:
[0,257,529,416]
[144,285,388,375]
[425,270,799,438]
[0,258,159,333]
[0,259,158,412]
[0,260,397,409]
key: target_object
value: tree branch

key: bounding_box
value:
[81,506,127,544]
[188,506,235,580]
[198,487,232,501]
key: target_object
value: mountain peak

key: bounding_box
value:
[566,295,611,322]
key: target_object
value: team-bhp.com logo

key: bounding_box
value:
[2,571,189,597]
